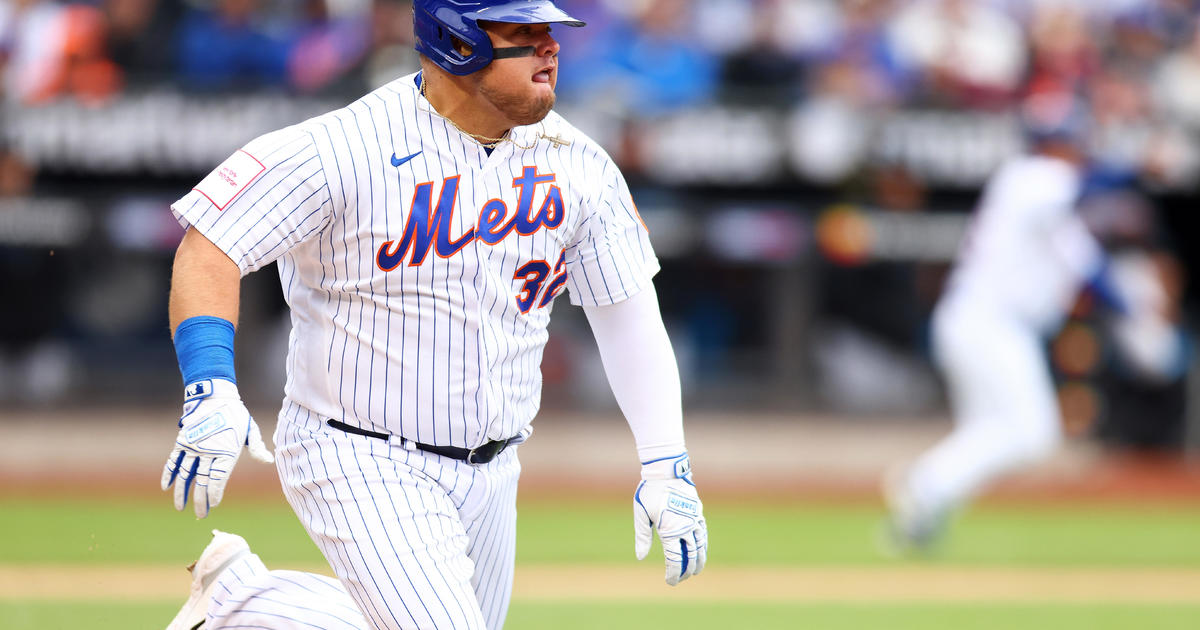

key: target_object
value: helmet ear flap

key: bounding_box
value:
[414,3,494,76]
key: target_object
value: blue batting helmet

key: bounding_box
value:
[414,0,585,76]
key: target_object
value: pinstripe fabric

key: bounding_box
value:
[172,71,656,630]
[171,71,658,449]
[207,553,369,629]
[272,400,521,630]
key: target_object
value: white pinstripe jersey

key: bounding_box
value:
[172,71,659,448]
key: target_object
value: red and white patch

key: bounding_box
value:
[193,150,266,210]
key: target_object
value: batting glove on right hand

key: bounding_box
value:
[1107,252,1188,383]
[634,452,708,586]
[161,379,273,519]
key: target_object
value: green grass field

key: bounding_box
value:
[4,491,1200,629]
[6,601,1200,630]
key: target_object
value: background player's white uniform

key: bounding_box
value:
[890,154,1104,536]
[171,71,659,629]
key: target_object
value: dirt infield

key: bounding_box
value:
[6,565,1200,604]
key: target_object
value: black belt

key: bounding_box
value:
[326,419,516,465]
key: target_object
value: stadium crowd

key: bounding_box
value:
[0,0,1196,188]
[0,1,1195,114]
[3,0,1199,186]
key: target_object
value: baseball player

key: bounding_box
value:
[160,2,708,629]
[882,90,1182,550]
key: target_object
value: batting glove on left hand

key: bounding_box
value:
[634,452,708,586]
[161,379,273,518]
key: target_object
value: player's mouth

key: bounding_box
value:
[533,64,555,84]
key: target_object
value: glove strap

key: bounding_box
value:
[641,452,693,485]
[184,378,240,401]
[174,316,237,385]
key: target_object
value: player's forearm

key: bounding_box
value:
[1048,215,1129,313]
[582,286,686,461]
[169,228,242,334]
[1047,213,1104,281]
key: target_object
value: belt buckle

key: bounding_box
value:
[467,438,506,465]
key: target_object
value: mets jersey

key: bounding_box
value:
[171,71,659,449]
[940,155,1103,333]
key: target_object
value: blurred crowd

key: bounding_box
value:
[0,0,414,100]
[0,0,1195,114]
[2,0,1199,185]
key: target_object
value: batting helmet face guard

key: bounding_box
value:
[414,0,586,76]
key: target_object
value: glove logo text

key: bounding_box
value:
[186,413,228,442]
[666,493,699,516]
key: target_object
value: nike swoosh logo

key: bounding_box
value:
[391,151,422,167]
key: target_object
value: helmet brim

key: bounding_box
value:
[470,1,585,27]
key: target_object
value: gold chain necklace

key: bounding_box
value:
[420,76,538,151]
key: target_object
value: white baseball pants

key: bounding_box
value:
[204,399,522,630]
[905,295,1063,516]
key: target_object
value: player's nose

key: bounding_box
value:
[536,30,559,57]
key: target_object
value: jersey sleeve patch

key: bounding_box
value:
[193,150,266,210]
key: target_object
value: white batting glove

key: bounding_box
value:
[1104,251,1188,383]
[161,379,273,518]
[634,452,708,586]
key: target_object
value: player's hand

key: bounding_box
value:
[161,379,274,518]
[633,452,708,586]
[1107,251,1188,383]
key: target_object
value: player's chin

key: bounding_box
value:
[517,90,556,124]
[536,91,556,115]
[512,97,555,126]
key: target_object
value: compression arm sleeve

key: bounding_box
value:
[582,286,687,462]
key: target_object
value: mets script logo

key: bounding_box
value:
[376,166,565,270]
